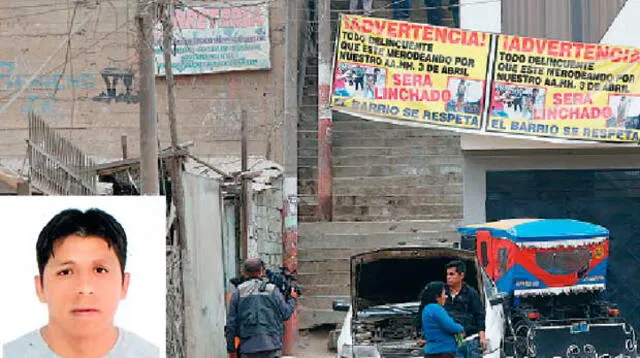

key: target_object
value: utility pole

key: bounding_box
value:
[160,0,185,248]
[161,1,189,356]
[241,109,249,261]
[136,0,160,195]
[161,0,186,271]
[317,0,333,220]
[281,0,300,353]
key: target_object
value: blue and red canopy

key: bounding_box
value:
[459,219,609,296]
[459,218,608,242]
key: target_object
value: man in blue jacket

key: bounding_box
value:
[225,259,298,358]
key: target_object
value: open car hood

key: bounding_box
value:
[350,247,479,313]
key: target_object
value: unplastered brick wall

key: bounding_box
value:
[248,176,284,270]
[0,0,288,172]
[299,113,464,222]
[331,115,464,221]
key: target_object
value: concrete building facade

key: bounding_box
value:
[0,0,290,173]
[297,0,640,329]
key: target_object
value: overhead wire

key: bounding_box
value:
[0,0,504,105]
[0,6,134,103]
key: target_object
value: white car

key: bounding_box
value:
[333,247,505,358]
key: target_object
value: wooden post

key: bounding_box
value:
[136,0,159,195]
[317,0,333,221]
[241,109,249,260]
[121,135,128,159]
[161,1,188,356]
[16,181,31,195]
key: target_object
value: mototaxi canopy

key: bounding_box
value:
[458,219,609,296]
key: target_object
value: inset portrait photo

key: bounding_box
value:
[0,196,166,358]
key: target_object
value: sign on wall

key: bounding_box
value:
[155,1,271,76]
[331,15,492,132]
[331,15,640,144]
[487,35,640,143]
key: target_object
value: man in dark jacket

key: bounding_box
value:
[444,260,486,358]
[225,259,298,358]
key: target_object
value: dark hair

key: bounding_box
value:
[36,208,127,278]
[243,258,265,275]
[416,281,446,332]
[446,260,466,275]
[421,281,446,305]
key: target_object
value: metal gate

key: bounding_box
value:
[28,113,96,195]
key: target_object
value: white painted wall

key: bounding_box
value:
[601,0,640,47]
[463,154,640,224]
[182,173,227,358]
[460,133,632,150]
[460,0,501,33]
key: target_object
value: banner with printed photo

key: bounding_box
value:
[154,1,270,76]
[330,15,492,131]
[487,35,640,143]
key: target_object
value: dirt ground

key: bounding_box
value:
[294,326,337,358]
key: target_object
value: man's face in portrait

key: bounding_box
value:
[35,235,130,338]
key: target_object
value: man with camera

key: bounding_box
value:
[225,258,298,358]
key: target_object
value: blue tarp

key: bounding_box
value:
[458,219,609,242]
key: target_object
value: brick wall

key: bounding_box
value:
[331,114,463,221]
[299,112,463,222]
[249,176,284,270]
[297,0,460,222]
[0,0,287,171]
[297,113,464,328]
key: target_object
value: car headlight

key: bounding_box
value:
[352,345,381,358]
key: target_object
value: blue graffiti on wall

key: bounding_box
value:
[0,61,95,91]
[0,61,97,117]
[1,62,138,118]
[20,94,66,117]
[92,68,139,104]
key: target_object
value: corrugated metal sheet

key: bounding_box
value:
[580,0,627,42]
[182,173,227,358]
[502,0,627,42]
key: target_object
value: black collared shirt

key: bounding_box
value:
[444,283,485,335]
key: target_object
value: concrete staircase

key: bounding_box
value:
[296,0,464,328]
[297,0,460,222]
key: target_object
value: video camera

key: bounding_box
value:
[265,266,301,302]
[230,260,301,302]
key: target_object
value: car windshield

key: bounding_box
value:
[535,247,592,275]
